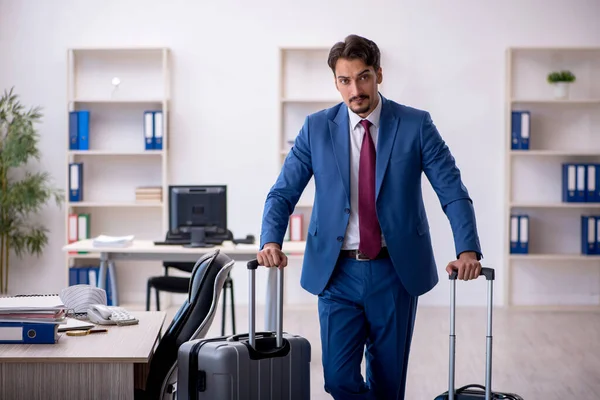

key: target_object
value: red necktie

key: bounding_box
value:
[358,119,382,259]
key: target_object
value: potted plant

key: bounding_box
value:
[547,70,576,99]
[0,87,63,294]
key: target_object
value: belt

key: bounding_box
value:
[339,247,389,261]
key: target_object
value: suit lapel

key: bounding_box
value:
[376,96,399,200]
[330,106,350,203]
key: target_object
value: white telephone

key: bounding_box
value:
[87,304,139,326]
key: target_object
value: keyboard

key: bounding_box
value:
[154,238,225,246]
[154,238,190,245]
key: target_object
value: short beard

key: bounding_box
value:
[349,95,370,114]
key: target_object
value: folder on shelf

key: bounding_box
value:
[518,214,529,254]
[596,216,600,254]
[69,111,90,150]
[562,163,585,202]
[576,164,586,202]
[144,111,154,150]
[69,111,79,150]
[68,214,78,255]
[77,214,90,254]
[562,163,575,202]
[0,321,59,344]
[289,214,303,241]
[68,163,83,202]
[587,164,600,202]
[509,215,519,253]
[511,110,530,150]
[510,214,528,254]
[581,215,597,255]
[153,111,163,150]
[587,164,597,202]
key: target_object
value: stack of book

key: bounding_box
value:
[135,186,162,203]
[0,295,67,344]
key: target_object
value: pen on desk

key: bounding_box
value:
[66,328,108,336]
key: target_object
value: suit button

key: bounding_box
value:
[337,236,344,242]
[344,208,350,214]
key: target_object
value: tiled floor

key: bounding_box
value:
[146,300,600,399]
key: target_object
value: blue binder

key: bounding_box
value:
[509,214,519,254]
[69,111,79,150]
[68,111,90,150]
[517,214,529,254]
[562,163,579,202]
[153,111,163,150]
[0,321,58,344]
[68,163,83,202]
[581,215,597,255]
[511,110,530,150]
[510,214,529,254]
[596,216,600,254]
[144,111,154,150]
[588,164,600,202]
[77,110,90,150]
[576,164,586,202]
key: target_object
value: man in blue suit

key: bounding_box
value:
[257,34,483,399]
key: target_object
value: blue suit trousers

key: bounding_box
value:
[318,255,418,399]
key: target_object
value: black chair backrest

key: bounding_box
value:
[144,249,235,399]
[162,261,196,274]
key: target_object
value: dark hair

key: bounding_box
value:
[327,34,381,75]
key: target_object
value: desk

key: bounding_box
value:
[62,240,306,331]
[0,311,165,400]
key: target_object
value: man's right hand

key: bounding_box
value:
[257,242,288,268]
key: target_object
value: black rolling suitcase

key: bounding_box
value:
[434,267,523,400]
[176,259,311,399]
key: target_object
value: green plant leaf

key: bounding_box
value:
[9,223,49,258]
[2,171,64,217]
[547,70,576,83]
[0,87,62,291]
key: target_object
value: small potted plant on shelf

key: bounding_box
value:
[547,70,576,99]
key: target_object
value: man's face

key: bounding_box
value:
[334,57,382,118]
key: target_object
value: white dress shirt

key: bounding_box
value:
[342,94,387,250]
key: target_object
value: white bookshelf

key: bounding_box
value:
[505,47,600,309]
[277,46,341,236]
[65,48,170,278]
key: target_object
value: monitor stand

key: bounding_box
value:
[183,227,214,248]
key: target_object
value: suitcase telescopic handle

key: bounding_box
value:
[447,266,494,400]
[247,259,284,350]
[449,267,495,281]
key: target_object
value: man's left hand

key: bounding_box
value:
[445,252,481,281]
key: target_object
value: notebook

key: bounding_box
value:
[0,294,65,311]
[0,294,67,323]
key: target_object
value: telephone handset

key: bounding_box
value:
[87,304,139,326]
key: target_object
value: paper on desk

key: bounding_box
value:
[58,317,95,332]
[92,234,134,248]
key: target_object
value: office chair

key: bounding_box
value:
[146,260,236,337]
[136,249,235,400]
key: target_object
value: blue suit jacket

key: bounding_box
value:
[260,95,482,297]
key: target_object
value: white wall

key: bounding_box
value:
[1,0,599,308]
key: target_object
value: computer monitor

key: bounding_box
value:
[168,185,227,248]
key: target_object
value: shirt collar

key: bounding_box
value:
[348,93,382,130]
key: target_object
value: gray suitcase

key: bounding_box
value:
[177,258,311,399]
